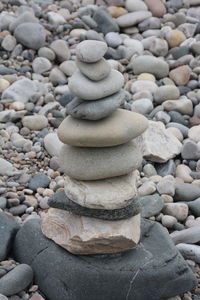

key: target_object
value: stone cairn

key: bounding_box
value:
[41,40,148,255]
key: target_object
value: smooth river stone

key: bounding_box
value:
[48,190,141,221]
[41,208,141,254]
[64,171,138,210]
[153,85,180,104]
[132,55,169,79]
[68,70,124,100]
[76,40,107,63]
[66,90,128,120]
[59,140,143,180]
[76,57,111,81]
[58,109,148,147]
[116,11,152,28]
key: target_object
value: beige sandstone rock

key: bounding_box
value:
[176,164,193,183]
[64,171,138,210]
[41,208,141,254]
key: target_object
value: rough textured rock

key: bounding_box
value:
[68,70,124,100]
[64,172,138,210]
[14,219,197,300]
[136,121,182,163]
[66,90,129,120]
[0,212,19,260]
[41,209,141,254]
[59,140,143,180]
[2,78,43,103]
[58,109,148,147]
[48,190,141,221]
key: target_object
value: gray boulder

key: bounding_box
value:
[13,219,197,300]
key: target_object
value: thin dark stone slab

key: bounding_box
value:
[48,190,141,220]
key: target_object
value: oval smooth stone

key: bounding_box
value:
[59,140,143,180]
[76,57,111,81]
[76,40,107,63]
[132,55,169,79]
[58,108,148,147]
[68,70,124,100]
[116,11,152,28]
[66,90,129,121]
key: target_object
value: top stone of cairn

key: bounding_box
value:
[76,40,108,63]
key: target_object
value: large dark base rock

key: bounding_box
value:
[13,218,197,300]
[0,212,19,260]
[48,190,141,220]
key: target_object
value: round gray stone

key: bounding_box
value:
[14,23,46,50]
[76,40,107,63]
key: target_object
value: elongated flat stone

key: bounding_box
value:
[41,208,141,254]
[76,57,111,81]
[48,190,141,220]
[66,90,129,120]
[64,171,138,210]
[59,140,143,180]
[58,109,148,147]
[68,70,124,100]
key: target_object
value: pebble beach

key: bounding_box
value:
[1,0,200,299]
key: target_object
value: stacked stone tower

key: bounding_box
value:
[41,40,148,255]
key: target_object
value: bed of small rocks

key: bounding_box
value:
[1,0,200,299]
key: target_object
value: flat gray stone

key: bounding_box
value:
[68,70,124,100]
[66,90,129,120]
[48,190,141,220]
[58,109,148,147]
[59,140,142,180]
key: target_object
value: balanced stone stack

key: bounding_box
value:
[41,40,149,255]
